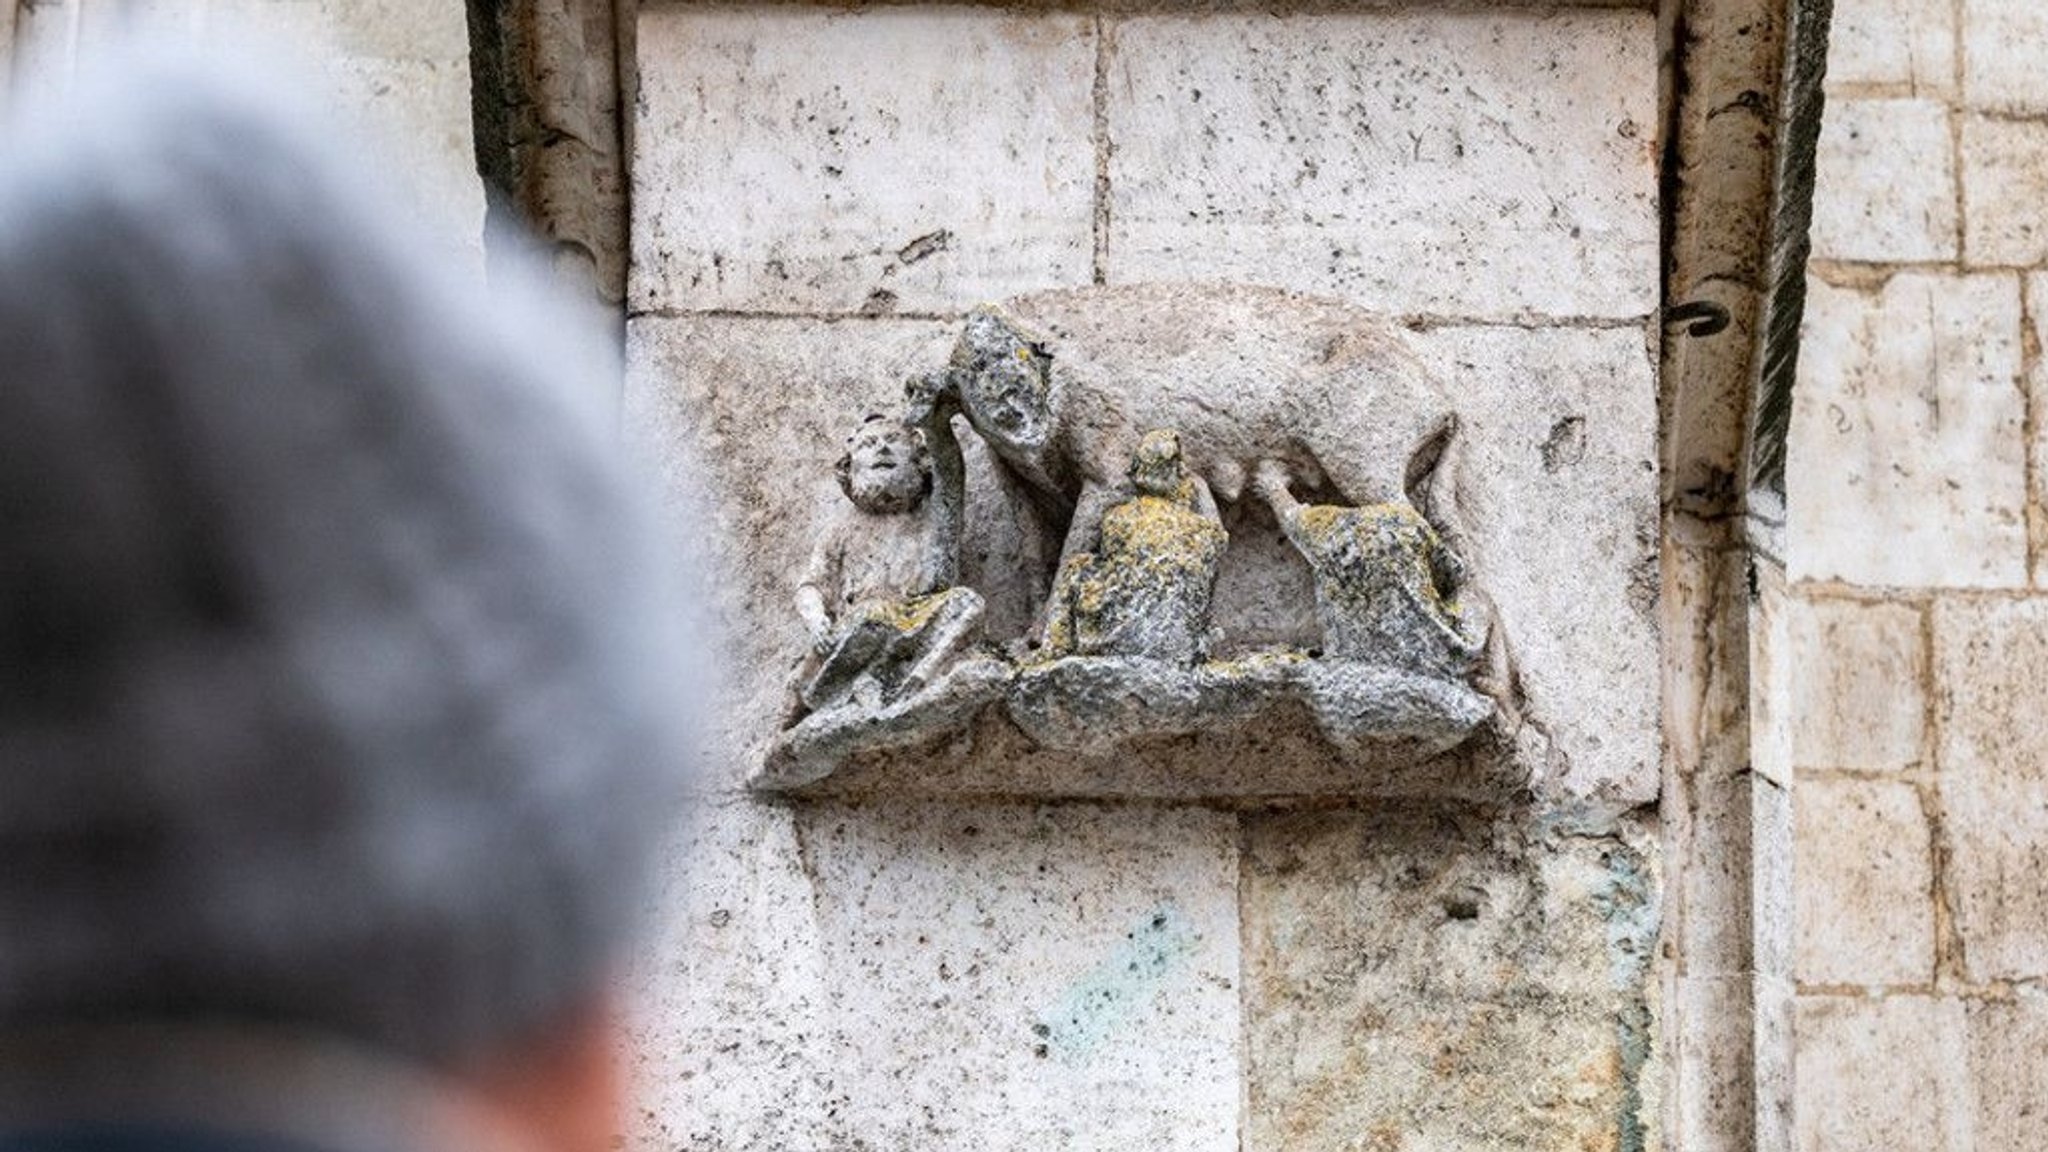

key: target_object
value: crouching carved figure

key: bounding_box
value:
[792,409,984,718]
[1252,459,1482,681]
[1042,430,1227,665]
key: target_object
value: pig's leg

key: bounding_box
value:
[1033,479,1121,644]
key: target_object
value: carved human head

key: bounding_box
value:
[1128,428,1188,498]
[949,307,1053,458]
[837,413,933,514]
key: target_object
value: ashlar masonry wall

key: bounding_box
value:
[1786,0,2048,1148]
[624,5,1668,1150]
[3,0,483,262]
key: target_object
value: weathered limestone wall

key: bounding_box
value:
[1786,0,2048,1147]
[626,4,1666,1149]
[5,0,483,261]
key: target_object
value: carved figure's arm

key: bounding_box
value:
[796,535,841,652]
[1252,459,1306,547]
[1189,475,1221,523]
[913,376,967,594]
[1054,479,1120,578]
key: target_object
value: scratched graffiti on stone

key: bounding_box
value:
[757,286,1509,794]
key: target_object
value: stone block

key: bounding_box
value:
[1789,597,1926,773]
[1935,598,2048,979]
[1963,116,2048,267]
[625,799,1241,1152]
[632,7,1096,314]
[1933,596,2048,781]
[1752,562,1796,787]
[1963,0,2048,114]
[1403,324,1660,808]
[2029,274,2048,579]
[206,0,471,61]
[629,301,1658,808]
[1104,10,1658,321]
[1794,777,1934,986]
[1789,273,2026,589]
[1243,810,1658,1152]
[324,57,487,262]
[1968,993,2048,1151]
[1940,772,2048,983]
[1827,0,1955,96]
[1671,977,1755,1152]
[1754,773,1796,981]
[1795,995,1972,1152]
[1811,99,1957,264]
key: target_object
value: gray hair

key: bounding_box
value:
[0,51,697,1067]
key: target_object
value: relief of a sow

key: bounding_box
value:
[942,284,1467,571]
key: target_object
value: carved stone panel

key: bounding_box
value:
[629,283,1653,804]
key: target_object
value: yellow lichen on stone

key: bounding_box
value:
[1043,492,1227,663]
[1292,502,1459,619]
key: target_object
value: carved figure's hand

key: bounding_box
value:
[796,586,836,654]
[1251,459,1292,500]
[903,370,956,427]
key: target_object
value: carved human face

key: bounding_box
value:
[961,347,1051,455]
[840,418,931,514]
[1128,429,1186,498]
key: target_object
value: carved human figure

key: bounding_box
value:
[1253,459,1481,681]
[792,411,983,716]
[1040,429,1227,665]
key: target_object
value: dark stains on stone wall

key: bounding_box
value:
[466,0,632,309]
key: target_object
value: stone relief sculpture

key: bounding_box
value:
[760,291,1509,792]
[791,413,983,715]
[1252,459,1481,681]
[1041,430,1226,665]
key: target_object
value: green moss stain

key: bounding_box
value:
[1032,903,1199,1065]
[1590,843,1658,1152]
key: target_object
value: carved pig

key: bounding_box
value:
[931,286,1466,577]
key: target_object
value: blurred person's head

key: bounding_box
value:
[0,44,696,1152]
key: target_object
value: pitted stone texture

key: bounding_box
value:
[1967,994,2048,1151]
[1795,996,1971,1152]
[2027,274,2048,577]
[1935,598,2048,978]
[634,290,1655,805]
[1243,810,1658,1152]
[1933,597,2048,779]
[1790,597,1925,773]
[22,0,484,259]
[1827,0,1955,96]
[1105,10,1658,321]
[1404,324,1660,809]
[632,7,1095,315]
[207,0,471,60]
[626,800,1241,1152]
[1963,0,2048,114]
[1790,274,2026,589]
[1794,777,1934,986]
[626,315,1038,789]
[1811,99,1958,263]
[1963,117,2048,267]
[1940,771,2048,983]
